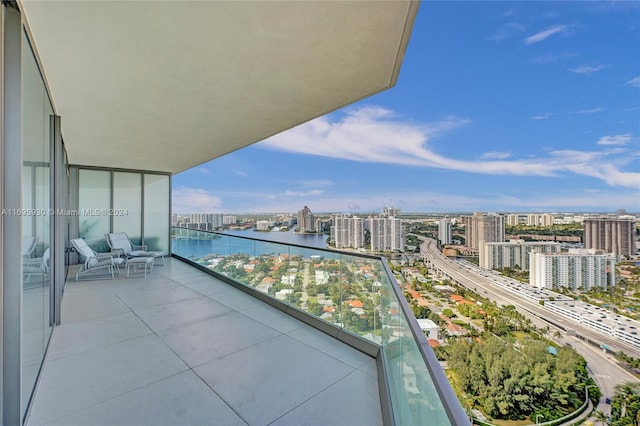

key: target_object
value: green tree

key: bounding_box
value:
[611,381,640,424]
[593,410,608,426]
[442,308,456,318]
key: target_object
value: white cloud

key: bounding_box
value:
[546,149,640,189]
[530,107,604,120]
[300,179,334,188]
[524,25,570,45]
[627,76,640,87]
[529,52,577,64]
[487,22,526,41]
[577,107,605,114]
[581,164,640,189]
[258,106,640,190]
[233,169,248,177]
[282,189,324,197]
[597,134,633,146]
[260,106,471,167]
[481,151,512,160]
[172,187,223,213]
[569,64,606,74]
[530,113,551,121]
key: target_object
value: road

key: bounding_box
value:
[420,238,640,358]
[418,237,640,415]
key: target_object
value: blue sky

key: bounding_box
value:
[173,1,640,215]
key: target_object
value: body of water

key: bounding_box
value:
[223,228,328,248]
[172,228,331,260]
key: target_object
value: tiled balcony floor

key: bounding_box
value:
[27,258,382,426]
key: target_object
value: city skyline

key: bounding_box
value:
[173,1,640,214]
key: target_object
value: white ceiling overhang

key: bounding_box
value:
[19,0,419,174]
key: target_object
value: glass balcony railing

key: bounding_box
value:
[170,227,468,425]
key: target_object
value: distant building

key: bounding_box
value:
[526,214,554,226]
[583,215,637,258]
[461,212,505,251]
[315,218,329,233]
[506,214,520,226]
[297,206,316,233]
[173,213,224,230]
[479,239,561,270]
[438,218,452,245]
[383,206,402,217]
[255,220,274,231]
[417,319,440,341]
[330,214,365,249]
[275,289,294,301]
[222,215,237,225]
[314,270,329,285]
[529,248,616,291]
[369,210,404,252]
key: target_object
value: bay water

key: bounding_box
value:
[171,228,330,260]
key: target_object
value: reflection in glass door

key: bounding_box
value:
[21,30,54,419]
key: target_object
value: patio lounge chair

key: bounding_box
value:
[105,233,165,265]
[70,238,124,280]
[22,236,38,258]
[23,248,49,281]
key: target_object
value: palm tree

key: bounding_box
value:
[615,381,640,419]
[593,410,607,426]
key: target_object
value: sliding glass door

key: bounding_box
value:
[21,29,54,419]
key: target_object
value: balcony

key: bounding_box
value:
[26,230,466,425]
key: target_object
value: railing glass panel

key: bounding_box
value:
[171,227,459,425]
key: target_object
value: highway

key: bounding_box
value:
[419,237,640,411]
[420,238,640,358]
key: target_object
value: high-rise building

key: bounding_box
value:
[297,206,316,233]
[583,216,637,258]
[541,214,554,227]
[369,211,404,252]
[388,217,403,251]
[330,214,364,249]
[526,214,554,226]
[529,249,616,291]
[211,213,224,229]
[315,218,329,234]
[506,214,520,226]
[222,215,237,225]
[173,213,224,230]
[461,212,505,251]
[353,216,365,249]
[383,206,401,217]
[479,240,561,270]
[369,217,385,252]
[438,218,452,245]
